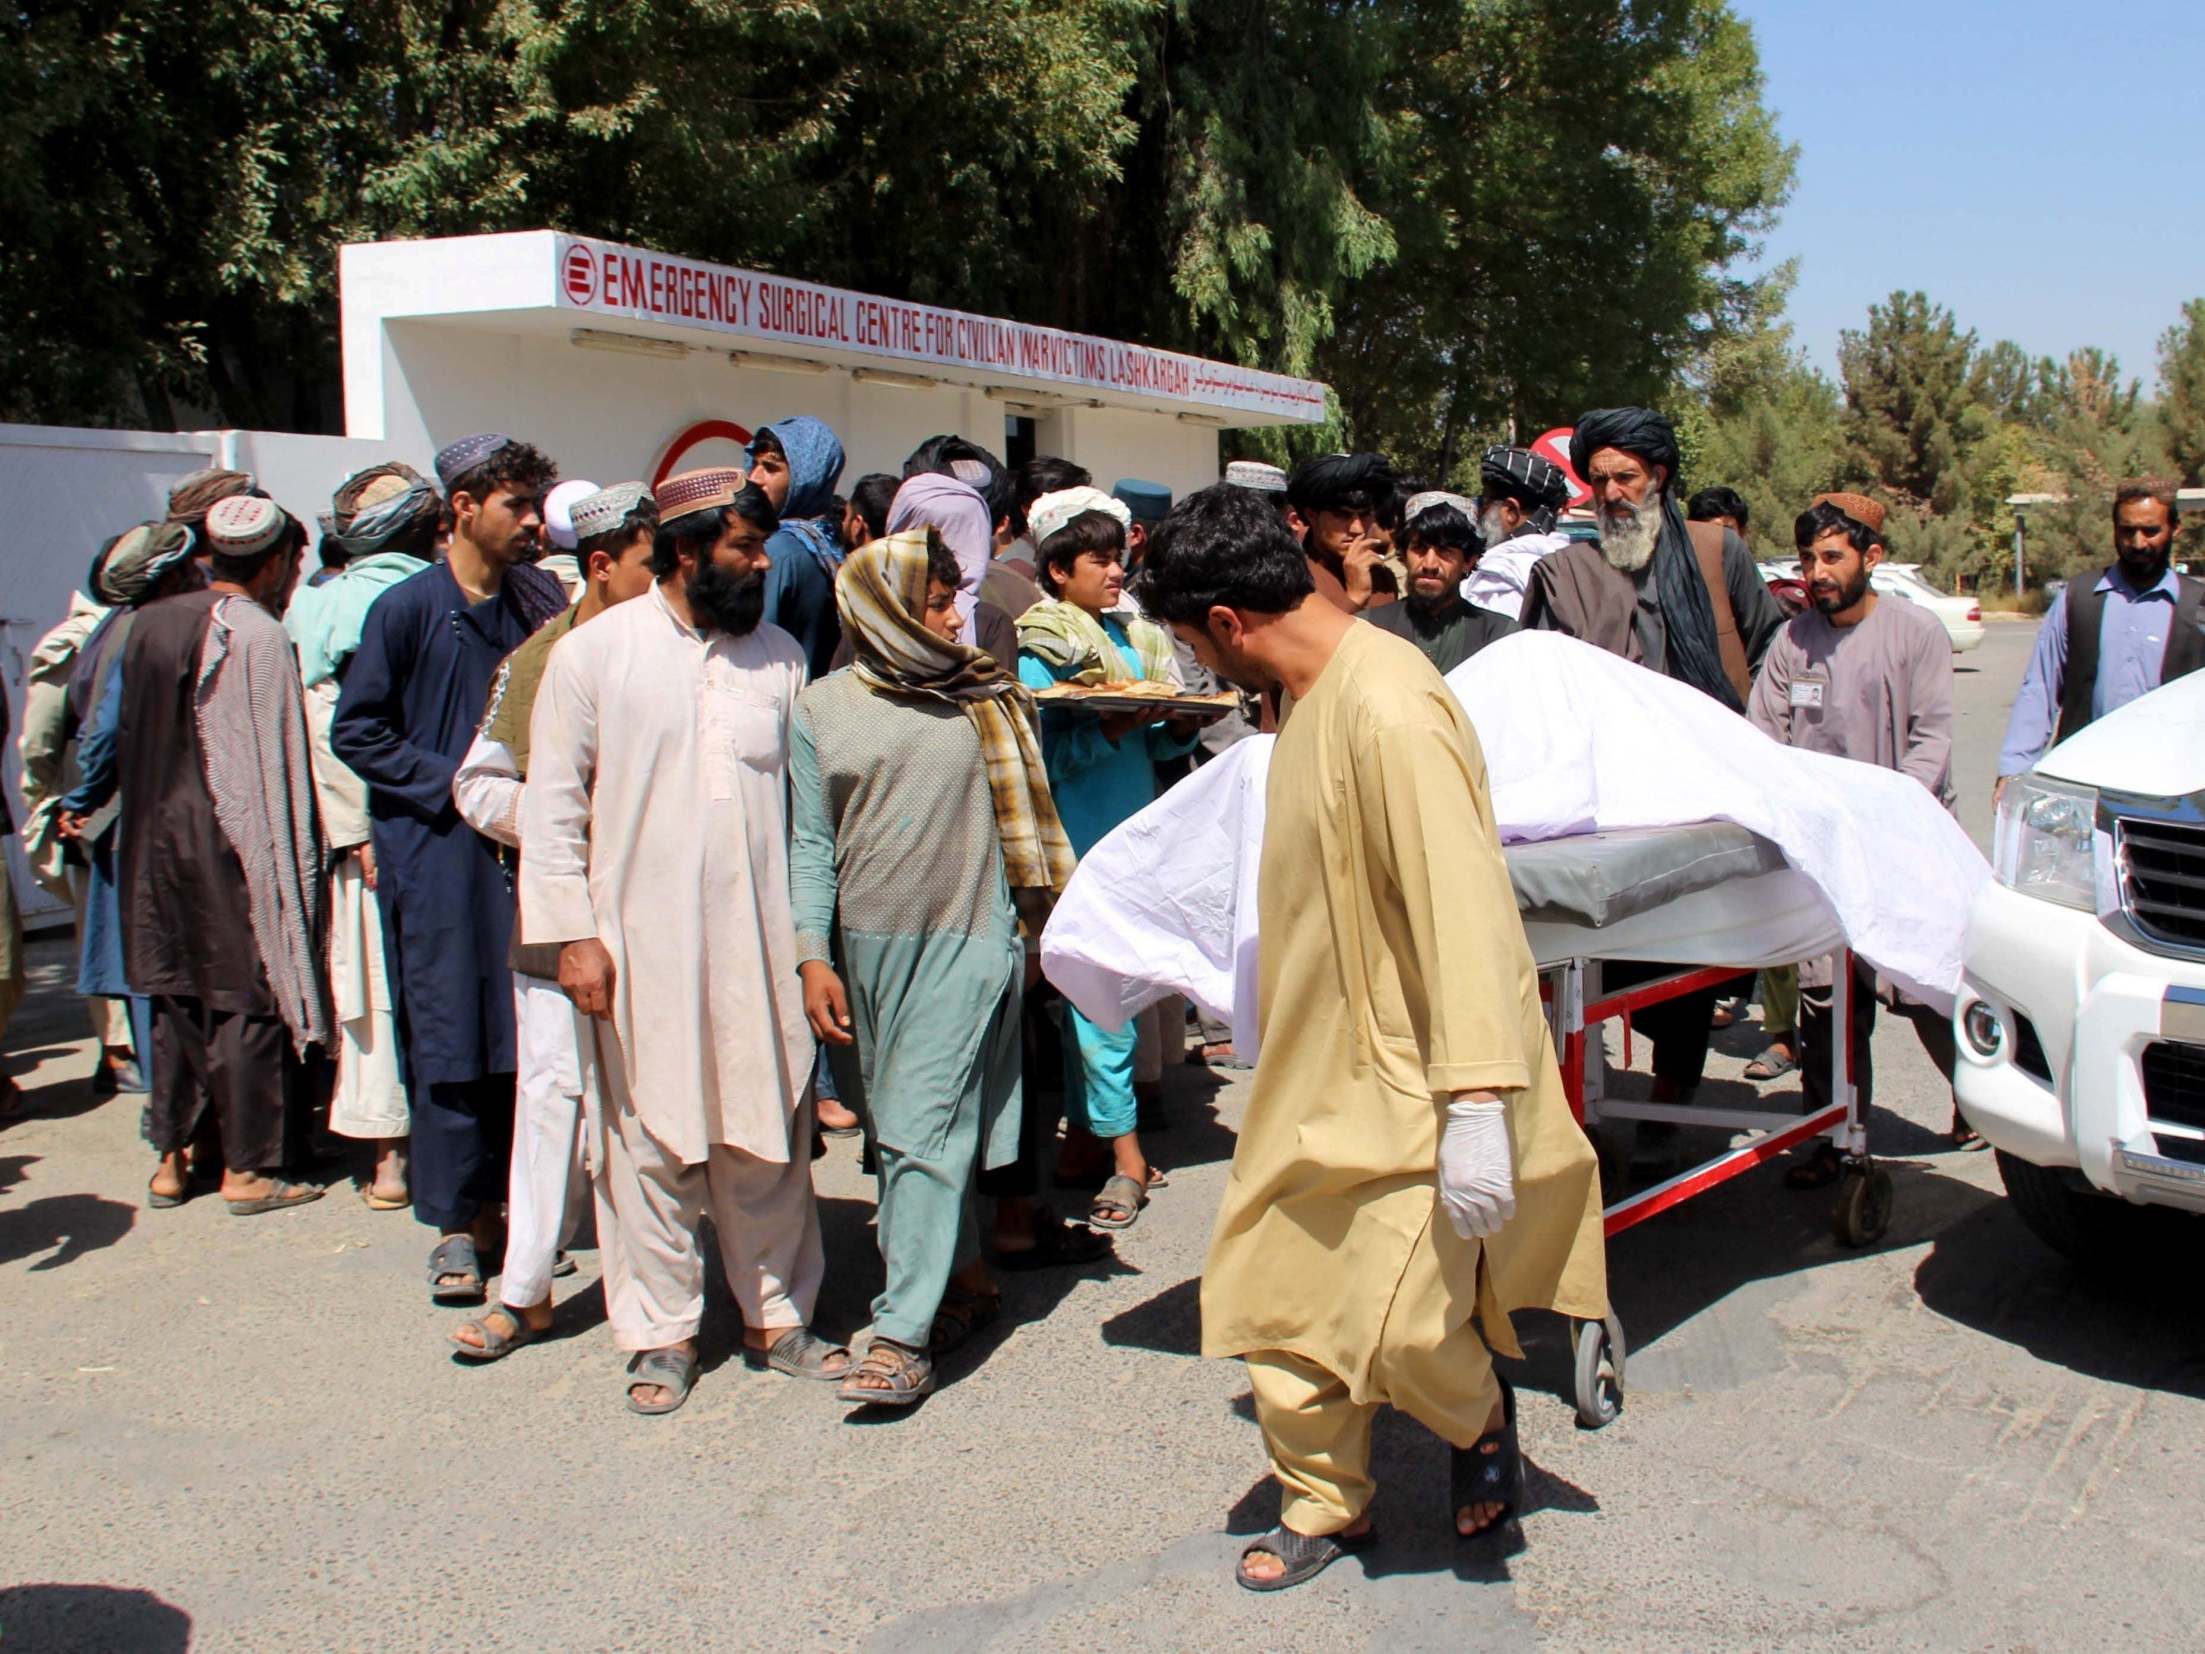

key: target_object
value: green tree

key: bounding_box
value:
[1310,0,1796,478]
[2158,298,2205,485]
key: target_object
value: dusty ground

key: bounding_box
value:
[6,617,2202,1651]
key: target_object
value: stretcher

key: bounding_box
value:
[1503,822,1893,1429]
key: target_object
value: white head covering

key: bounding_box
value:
[1224,460,1289,495]
[1403,489,1478,522]
[1027,485,1131,548]
[543,478,601,551]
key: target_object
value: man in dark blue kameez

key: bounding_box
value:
[333,433,568,1302]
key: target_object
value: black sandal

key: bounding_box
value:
[1452,1378,1521,1540]
[929,1284,1001,1356]
[1234,1523,1374,1592]
[426,1235,485,1305]
[986,1217,1114,1272]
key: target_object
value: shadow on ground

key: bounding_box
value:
[1914,1194,2205,1399]
[0,1584,191,1652]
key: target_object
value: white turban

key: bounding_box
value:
[1028,485,1131,549]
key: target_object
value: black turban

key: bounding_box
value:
[1287,452,1396,513]
[1480,446,1571,515]
[1568,408,1680,486]
[1570,406,1745,713]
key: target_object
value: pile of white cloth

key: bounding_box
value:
[1041,631,1990,1058]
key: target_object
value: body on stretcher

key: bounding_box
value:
[1501,822,1894,1427]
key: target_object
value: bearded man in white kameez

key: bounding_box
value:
[521,468,850,1415]
[1129,485,1607,1593]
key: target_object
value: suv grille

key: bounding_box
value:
[2117,817,2205,950]
[2142,1041,2205,1166]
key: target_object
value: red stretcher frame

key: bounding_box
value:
[1538,951,1873,1428]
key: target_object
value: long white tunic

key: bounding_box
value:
[520,583,813,1165]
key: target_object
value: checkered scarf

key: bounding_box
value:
[195,596,331,1053]
[838,532,1074,895]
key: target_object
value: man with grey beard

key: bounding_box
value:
[1464,446,1575,621]
[1518,407,1786,1119]
[1520,407,1783,711]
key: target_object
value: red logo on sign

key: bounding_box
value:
[562,244,596,306]
[653,420,755,488]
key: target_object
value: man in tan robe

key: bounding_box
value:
[1131,485,1606,1592]
[521,468,849,1415]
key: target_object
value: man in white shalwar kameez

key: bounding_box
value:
[445,482,659,1362]
[521,467,849,1415]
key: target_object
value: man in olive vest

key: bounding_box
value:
[1998,478,2203,787]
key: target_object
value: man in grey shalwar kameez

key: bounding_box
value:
[789,528,1075,1406]
[1750,492,1963,1166]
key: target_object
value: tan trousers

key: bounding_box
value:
[1244,1238,1502,1534]
[589,1026,823,1353]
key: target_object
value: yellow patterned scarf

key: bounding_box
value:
[1014,597,1176,685]
[838,532,1075,895]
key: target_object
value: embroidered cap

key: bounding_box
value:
[204,494,286,558]
[570,481,653,541]
[1223,460,1288,495]
[1812,491,1887,536]
[656,467,746,521]
[434,432,515,493]
[1403,489,1477,522]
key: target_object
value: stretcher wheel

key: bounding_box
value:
[1833,1162,1893,1248]
[1572,1313,1626,1429]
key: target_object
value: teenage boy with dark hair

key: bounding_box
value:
[747,417,849,680]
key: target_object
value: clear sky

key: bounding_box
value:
[1738,0,2204,391]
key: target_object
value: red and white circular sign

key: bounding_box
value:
[562,244,596,306]
[653,420,755,488]
[1530,426,1591,506]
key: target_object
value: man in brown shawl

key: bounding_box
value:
[64,497,331,1213]
[1521,407,1789,1111]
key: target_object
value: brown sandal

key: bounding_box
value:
[836,1337,935,1407]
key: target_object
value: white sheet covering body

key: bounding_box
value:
[1041,632,1989,1062]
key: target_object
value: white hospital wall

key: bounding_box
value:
[0,425,220,924]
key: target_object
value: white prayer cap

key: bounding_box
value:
[543,478,601,551]
[1224,460,1289,495]
[1028,485,1132,548]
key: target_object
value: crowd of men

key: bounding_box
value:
[8,398,2197,1589]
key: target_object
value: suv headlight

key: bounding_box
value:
[1993,774,2099,910]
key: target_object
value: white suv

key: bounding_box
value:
[1954,670,2205,1260]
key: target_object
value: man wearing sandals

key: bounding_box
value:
[445,482,661,1363]
[1130,486,1608,1592]
[63,501,331,1215]
[1749,494,1962,1169]
[522,469,849,1413]
[789,529,1076,1407]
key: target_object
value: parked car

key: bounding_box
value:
[1758,560,1984,652]
[1953,670,2205,1263]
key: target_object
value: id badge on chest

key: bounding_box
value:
[1789,673,1827,712]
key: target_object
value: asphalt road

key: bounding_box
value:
[7,615,2203,1651]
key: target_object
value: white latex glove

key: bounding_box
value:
[1438,1095,1517,1239]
